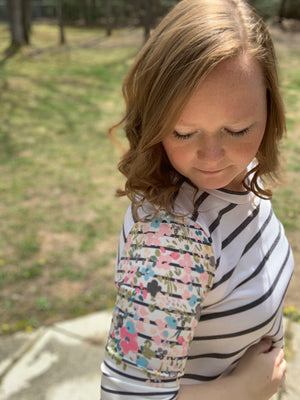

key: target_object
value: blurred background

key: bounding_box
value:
[0,0,299,335]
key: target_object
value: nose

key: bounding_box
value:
[197,135,225,162]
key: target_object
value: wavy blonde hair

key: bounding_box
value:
[112,0,286,217]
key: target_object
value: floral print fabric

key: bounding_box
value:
[106,211,216,381]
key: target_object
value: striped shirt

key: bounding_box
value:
[101,182,294,399]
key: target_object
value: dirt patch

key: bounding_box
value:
[52,280,84,300]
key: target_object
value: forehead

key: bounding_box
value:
[176,53,266,128]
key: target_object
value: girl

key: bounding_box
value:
[100,0,294,399]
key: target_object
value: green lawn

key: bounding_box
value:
[0,24,141,333]
[0,23,299,334]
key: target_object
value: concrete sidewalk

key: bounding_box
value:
[0,311,299,400]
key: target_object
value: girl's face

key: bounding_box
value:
[162,53,267,192]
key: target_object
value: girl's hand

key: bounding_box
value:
[231,338,287,400]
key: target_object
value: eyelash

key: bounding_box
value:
[227,128,250,137]
[173,127,250,140]
[173,131,193,140]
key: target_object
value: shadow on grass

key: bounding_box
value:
[0,43,20,67]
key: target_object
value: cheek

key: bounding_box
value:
[164,144,193,168]
[232,132,264,160]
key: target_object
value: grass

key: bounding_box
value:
[0,22,299,335]
[0,23,142,334]
[272,47,300,245]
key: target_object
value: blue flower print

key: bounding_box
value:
[126,321,136,334]
[189,295,197,307]
[141,264,155,281]
[166,316,177,329]
[196,264,204,274]
[150,217,163,228]
[136,356,149,368]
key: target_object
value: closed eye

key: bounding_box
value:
[173,130,194,140]
[226,127,250,137]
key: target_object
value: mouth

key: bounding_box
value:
[196,168,224,175]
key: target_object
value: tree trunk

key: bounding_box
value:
[6,0,31,47]
[57,0,65,45]
[91,0,96,25]
[278,0,287,24]
[22,0,31,44]
[143,0,151,42]
[105,0,112,37]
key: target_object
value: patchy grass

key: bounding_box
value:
[0,24,143,334]
[0,23,299,334]
[272,42,300,310]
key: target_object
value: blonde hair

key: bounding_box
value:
[113,0,286,217]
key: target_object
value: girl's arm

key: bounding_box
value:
[179,339,286,400]
[101,213,286,400]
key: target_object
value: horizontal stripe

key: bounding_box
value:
[182,372,221,381]
[241,206,273,256]
[101,385,178,397]
[221,205,260,249]
[209,203,237,233]
[235,227,282,290]
[201,245,290,321]
[194,298,285,340]
[187,341,252,360]
[191,192,210,221]
[103,360,178,384]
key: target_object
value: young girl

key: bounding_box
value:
[100,0,294,399]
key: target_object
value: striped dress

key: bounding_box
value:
[100,182,294,399]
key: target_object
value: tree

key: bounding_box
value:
[6,0,31,47]
[143,0,151,42]
[105,0,112,36]
[57,0,66,44]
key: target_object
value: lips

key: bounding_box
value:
[196,168,224,175]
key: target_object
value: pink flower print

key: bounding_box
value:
[181,273,190,284]
[155,319,166,331]
[134,304,149,318]
[177,336,184,345]
[140,306,149,317]
[158,224,172,236]
[124,235,132,251]
[130,265,138,274]
[182,340,189,355]
[136,320,146,333]
[182,288,191,300]
[191,319,198,331]
[180,253,194,268]
[184,265,192,276]
[120,322,139,355]
[142,224,149,233]
[146,232,161,247]
[153,335,162,345]
[171,252,180,260]
[194,222,201,230]
[155,292,168,310]
[156,254,172,271]
[199,270,209,286]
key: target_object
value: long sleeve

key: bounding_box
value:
[101,211,216,399]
